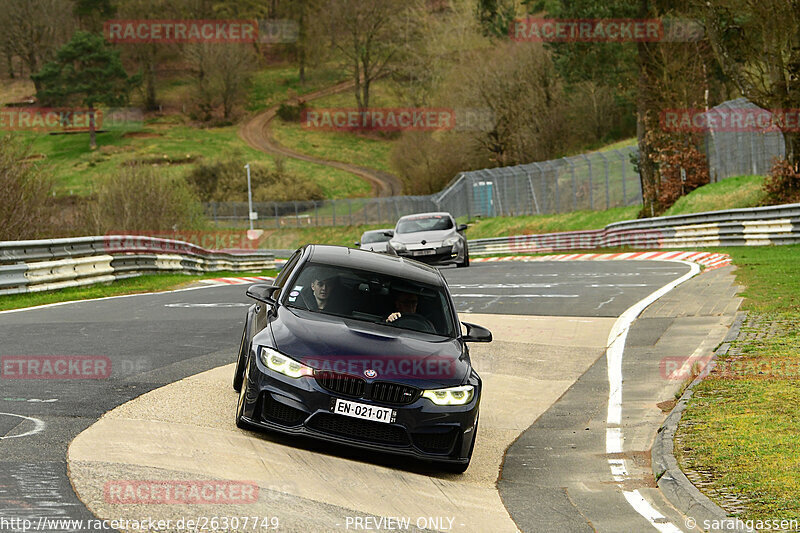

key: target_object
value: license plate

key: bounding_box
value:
[332,398,396,424]
[412,249,436,256]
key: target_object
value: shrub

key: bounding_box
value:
[185,155,324,203]
[0,134,54,240]
[276,100,308,122]
[764,159,800,204]
[646,131,710,212]
[87,164,205,233]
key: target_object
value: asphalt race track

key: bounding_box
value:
[0,260,741,533]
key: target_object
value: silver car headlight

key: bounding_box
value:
[259,347,313,378]
[389,240,407,251]
[422,385,474,406]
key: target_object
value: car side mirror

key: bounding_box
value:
[354,242,361,247]
[462,322,492,342]
[246,283,280,306]
[457,224,468,232]
[383,231,394,238]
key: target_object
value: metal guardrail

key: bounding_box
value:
[467,203,800,255]
[0,235,276,296]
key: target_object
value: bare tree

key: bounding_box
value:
[2,0,75,89]
[185,43,258,121]
[699,0,800,169]
[325,0,421,110]
[445,42,569,167]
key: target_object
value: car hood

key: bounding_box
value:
[260,306,469,388]
[391,229,457,246]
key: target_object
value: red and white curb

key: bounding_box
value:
[472,251,732,271]
[199,276,274,286]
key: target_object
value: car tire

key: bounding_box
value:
[457,244,470,268]
[233,326,248,392]
[235,353,256,430]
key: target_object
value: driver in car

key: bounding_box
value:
[386,291,419,323]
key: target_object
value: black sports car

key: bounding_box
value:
[233,244,492,472]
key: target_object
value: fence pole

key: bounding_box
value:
[598,152,610,210]
[620,151,627,205]
[565,158,576,211]
[580,154,593,210]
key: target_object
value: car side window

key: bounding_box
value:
[273,250,302,291]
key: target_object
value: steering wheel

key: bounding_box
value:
[391,313,436,334]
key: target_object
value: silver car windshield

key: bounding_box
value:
[396,216,453,234]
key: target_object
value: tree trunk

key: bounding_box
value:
[145,54,158,111]
[298,0,306,85]
[785,131,800,172]
[89,105,97,150]
[636,0,658,217]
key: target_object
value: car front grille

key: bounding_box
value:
[261,394,307,426]
[315,371,366,397]
[371,381,419,405]
[412,429,459,454]
[307,413,409,446]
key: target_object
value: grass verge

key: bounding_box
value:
[675,244,800,521]
[663,175,766,216]
[0,269,278,312]
[20,122,370,199]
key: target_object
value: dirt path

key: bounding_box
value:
[238,80,403,197]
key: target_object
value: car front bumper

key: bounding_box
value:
[239,352,480,464]
[391,244,465,266]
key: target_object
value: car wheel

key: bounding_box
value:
[235,353,255,430]
[457,244,470,268]
[233,325,248,392]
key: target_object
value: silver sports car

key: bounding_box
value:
[386,212,469,268]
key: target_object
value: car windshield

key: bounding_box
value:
[395,215,453,234]
[361,231,391,244]
[284,262,455,337]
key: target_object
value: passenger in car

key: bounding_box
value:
[305,269,352,315]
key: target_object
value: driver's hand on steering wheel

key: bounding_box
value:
[386,312,401,322]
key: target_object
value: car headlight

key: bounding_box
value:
[422,385,474,406]
[389,240,407,251]
[443,236,459,247]
[259,347,313,378]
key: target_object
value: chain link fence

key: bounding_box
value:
[207,145,641,228]
[704,97,786,181]
[205,98,786,229]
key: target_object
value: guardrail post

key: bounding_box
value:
[274,203,279,229]
[332,201,336,226]
[294,201,299,228]
[349,199,353,226]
